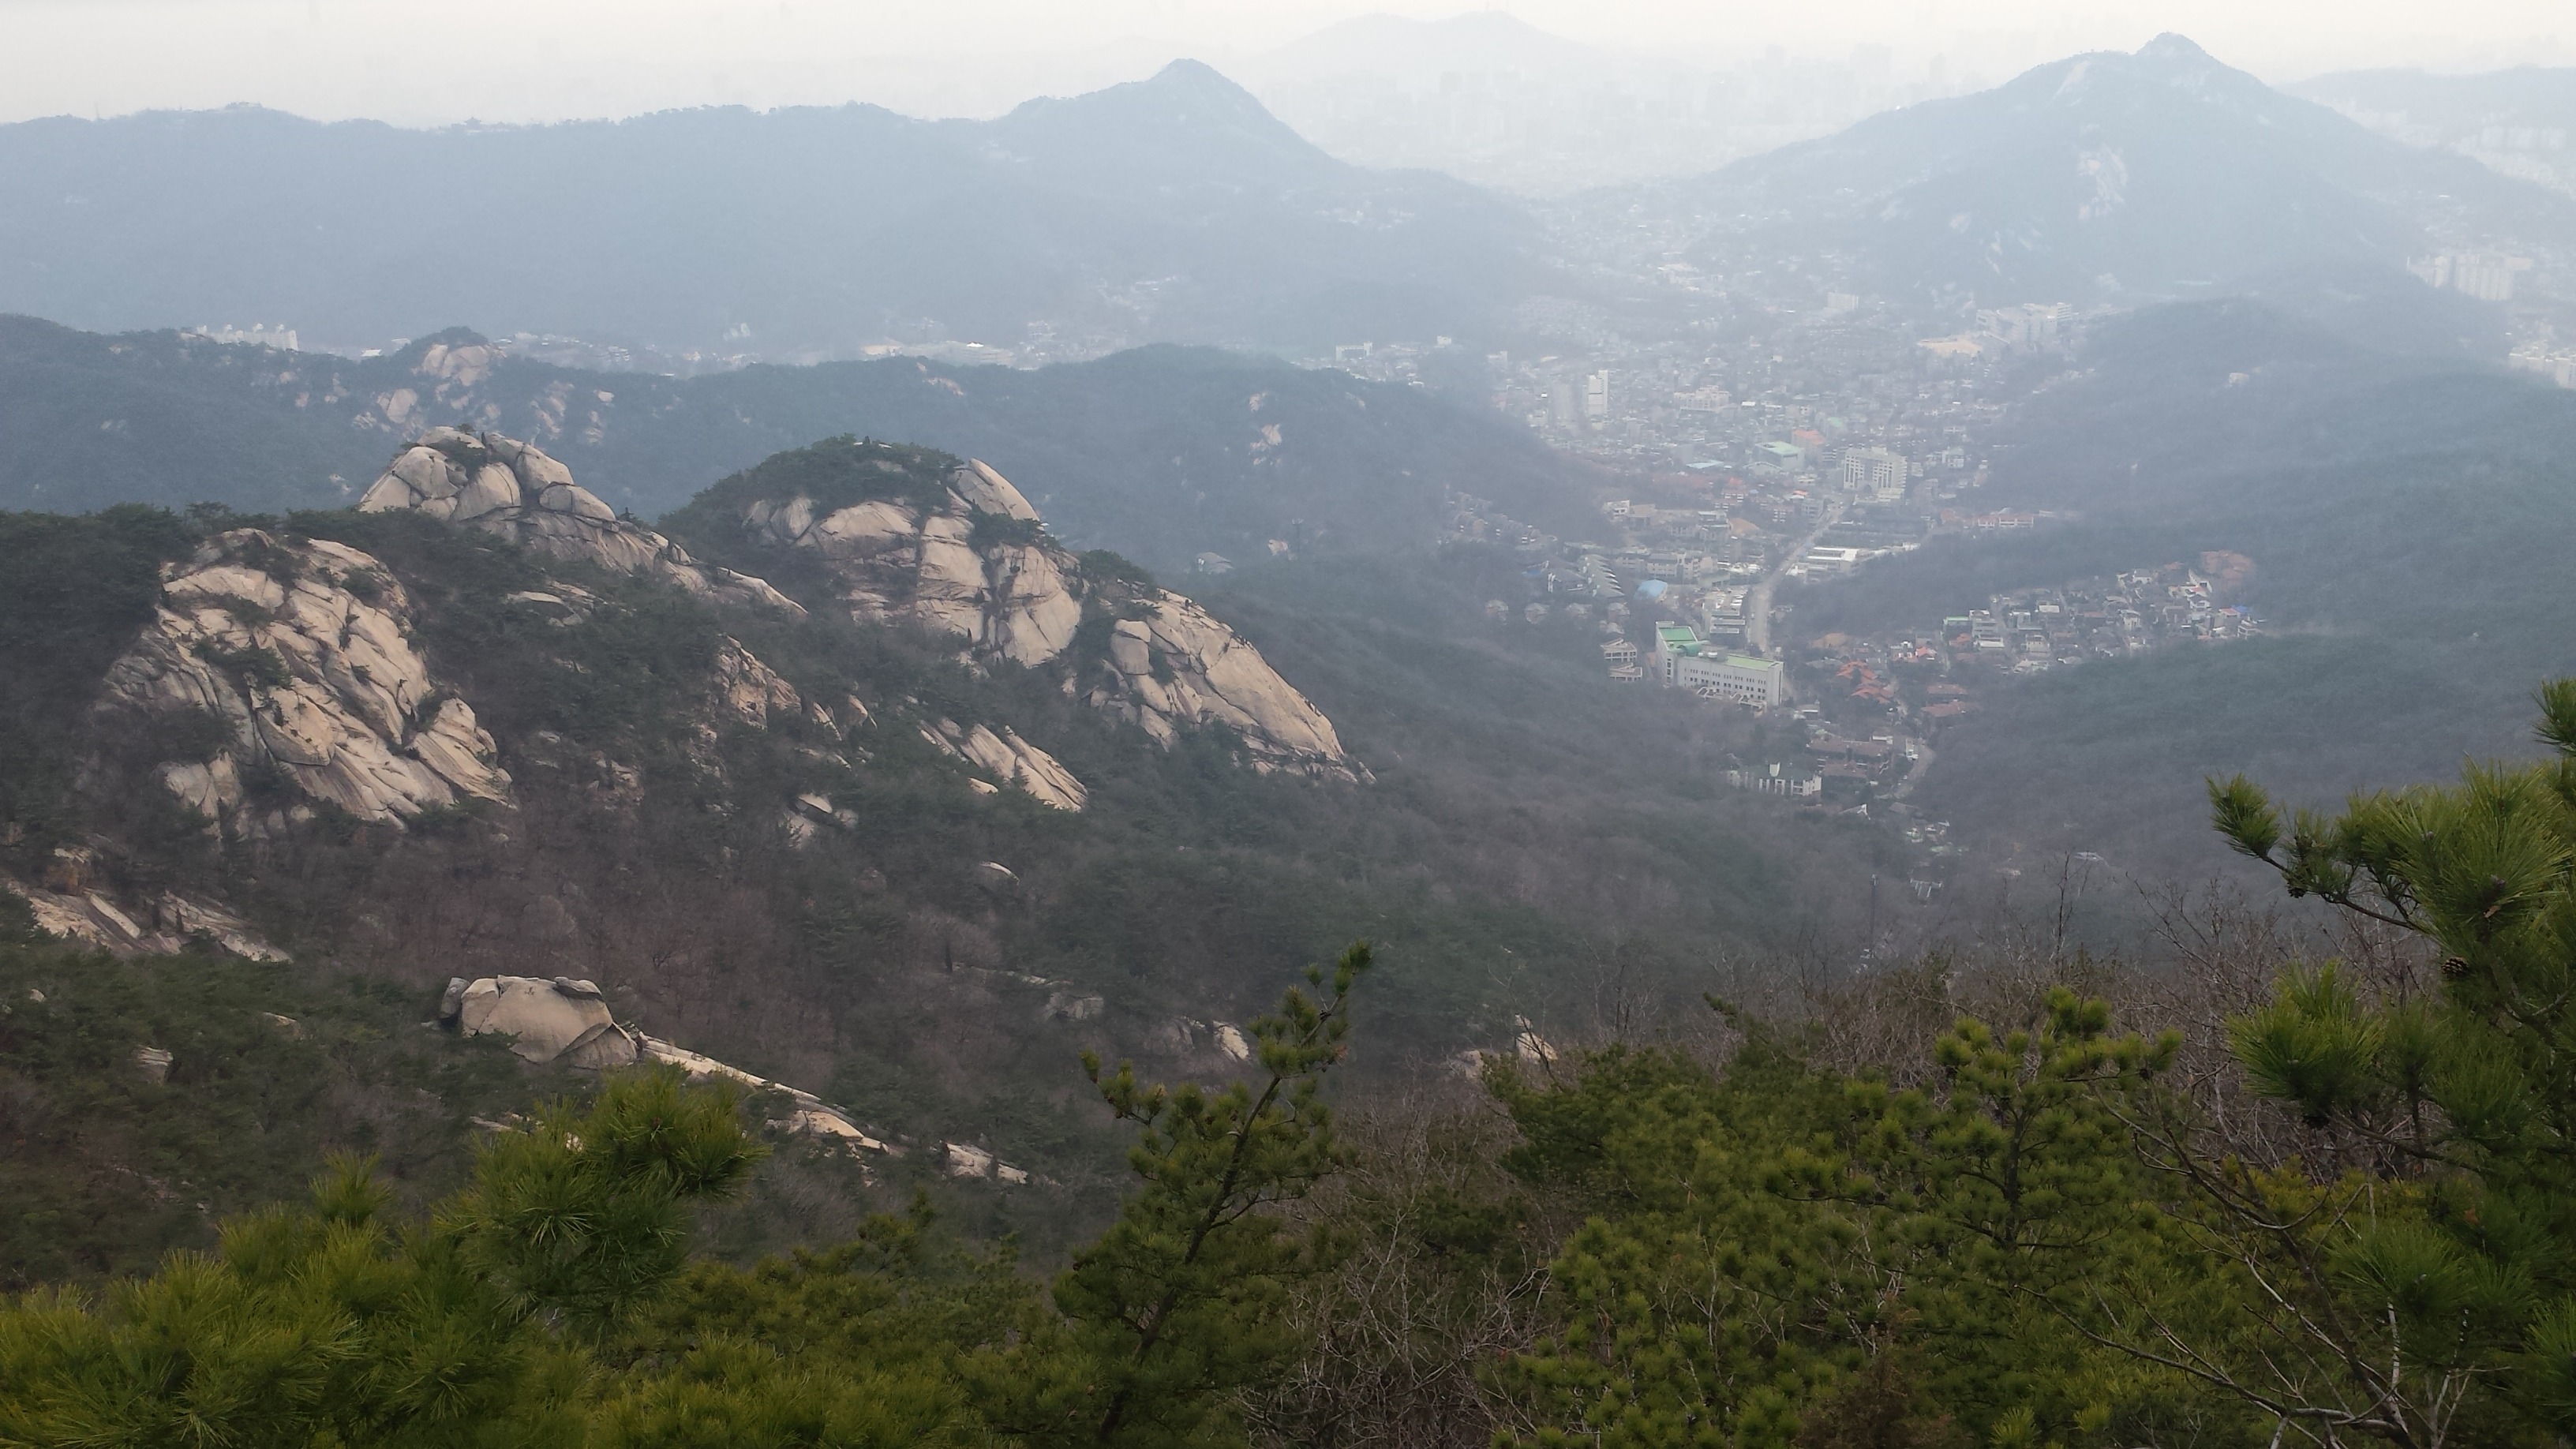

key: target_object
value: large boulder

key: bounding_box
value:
[448,974,636,1066]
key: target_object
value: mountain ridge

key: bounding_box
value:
[1649,33,2573,307]
[0,315,1604,571]
[0,66,1544,354]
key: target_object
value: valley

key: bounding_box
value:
[6,18,2576,1447]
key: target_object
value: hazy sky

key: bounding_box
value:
[0,0,2566,126]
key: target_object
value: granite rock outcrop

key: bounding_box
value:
[2,875,287,960]
[360,427,802,616]
[446,974,635,1068]
[919,718,1090,811]
[358,432,1097,809]
[733,451,1358,781]
[99,529,513,828]
[437,974,898,1153]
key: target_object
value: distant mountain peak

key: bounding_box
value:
[1147,57,1244,92]
[2136,32,2212,62]
[2129,32,2235,88]
[1129,58,1302,131]
[994,54,1339,179]
[1085,57,1276,122]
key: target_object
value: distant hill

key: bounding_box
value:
[0,62,1542,357]
[1649,35,2574,309]
[2290,66,2576,197]
[0,316,1600,571]
[1784,299,2576,870]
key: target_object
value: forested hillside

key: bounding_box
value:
[1783,298,2576,871]
[0,62,1542,356]
[0,317,1600,570]
[14,683,2576,1447]
[0,429,1888,1276]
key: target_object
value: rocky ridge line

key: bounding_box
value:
[359,431,1095,811]
[359,426,803,616]
[737,454,1361,781]
[435,973,1037,1178]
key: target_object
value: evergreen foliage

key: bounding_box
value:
[0,956,1381,1448]
[2179,676,2576,1443]
[1484,1002,2210,1448]
[0,935,556,1289]
[983,944,1372,1447]
[0,1069,758,1447]
[0,506,196,867]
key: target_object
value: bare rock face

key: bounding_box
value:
[919,717,1089,811]
[100,530,513,829]
[2,877,288,960]
[740,461,1074,665]
[713,636,803,728]
[631,1035,898,1155]
[451,974,635,1066]
[736,451,1358,781]
[1084,596,1350,774]
[360,428,803,616]
[436,974,897,1155]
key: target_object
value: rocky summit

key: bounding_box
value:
[360,425,803,615]
[698,436,1360,781]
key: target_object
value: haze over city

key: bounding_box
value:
[3,0,2569,126]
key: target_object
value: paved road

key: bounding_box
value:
[1887,739,1934,800]
[1744,502,1843,662]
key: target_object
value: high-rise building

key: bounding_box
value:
[1585,371,1611,421]
[2451,253,2524,302]
[2410,251,2531,302]
[1839,446,1909,502]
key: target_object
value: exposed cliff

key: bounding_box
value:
[98,528,512,832]
[687,437,1360,781]
[359,425,802,616]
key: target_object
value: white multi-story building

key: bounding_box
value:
[2509,343,2576,390]
[1839,446,1909,501]
[2411,251,2533,302]
[1677,651,1785,708]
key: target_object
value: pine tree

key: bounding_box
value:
[983,942,1374,1449]
[2165,677,2576,1444]
[0,1067,762,1447]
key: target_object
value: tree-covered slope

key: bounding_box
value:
[1787,298,2576,869]
[0,317,1597,571]
[0,434,1875,1240]
[0,62,1542,356]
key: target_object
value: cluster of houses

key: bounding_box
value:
[1938,555,2263,672]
